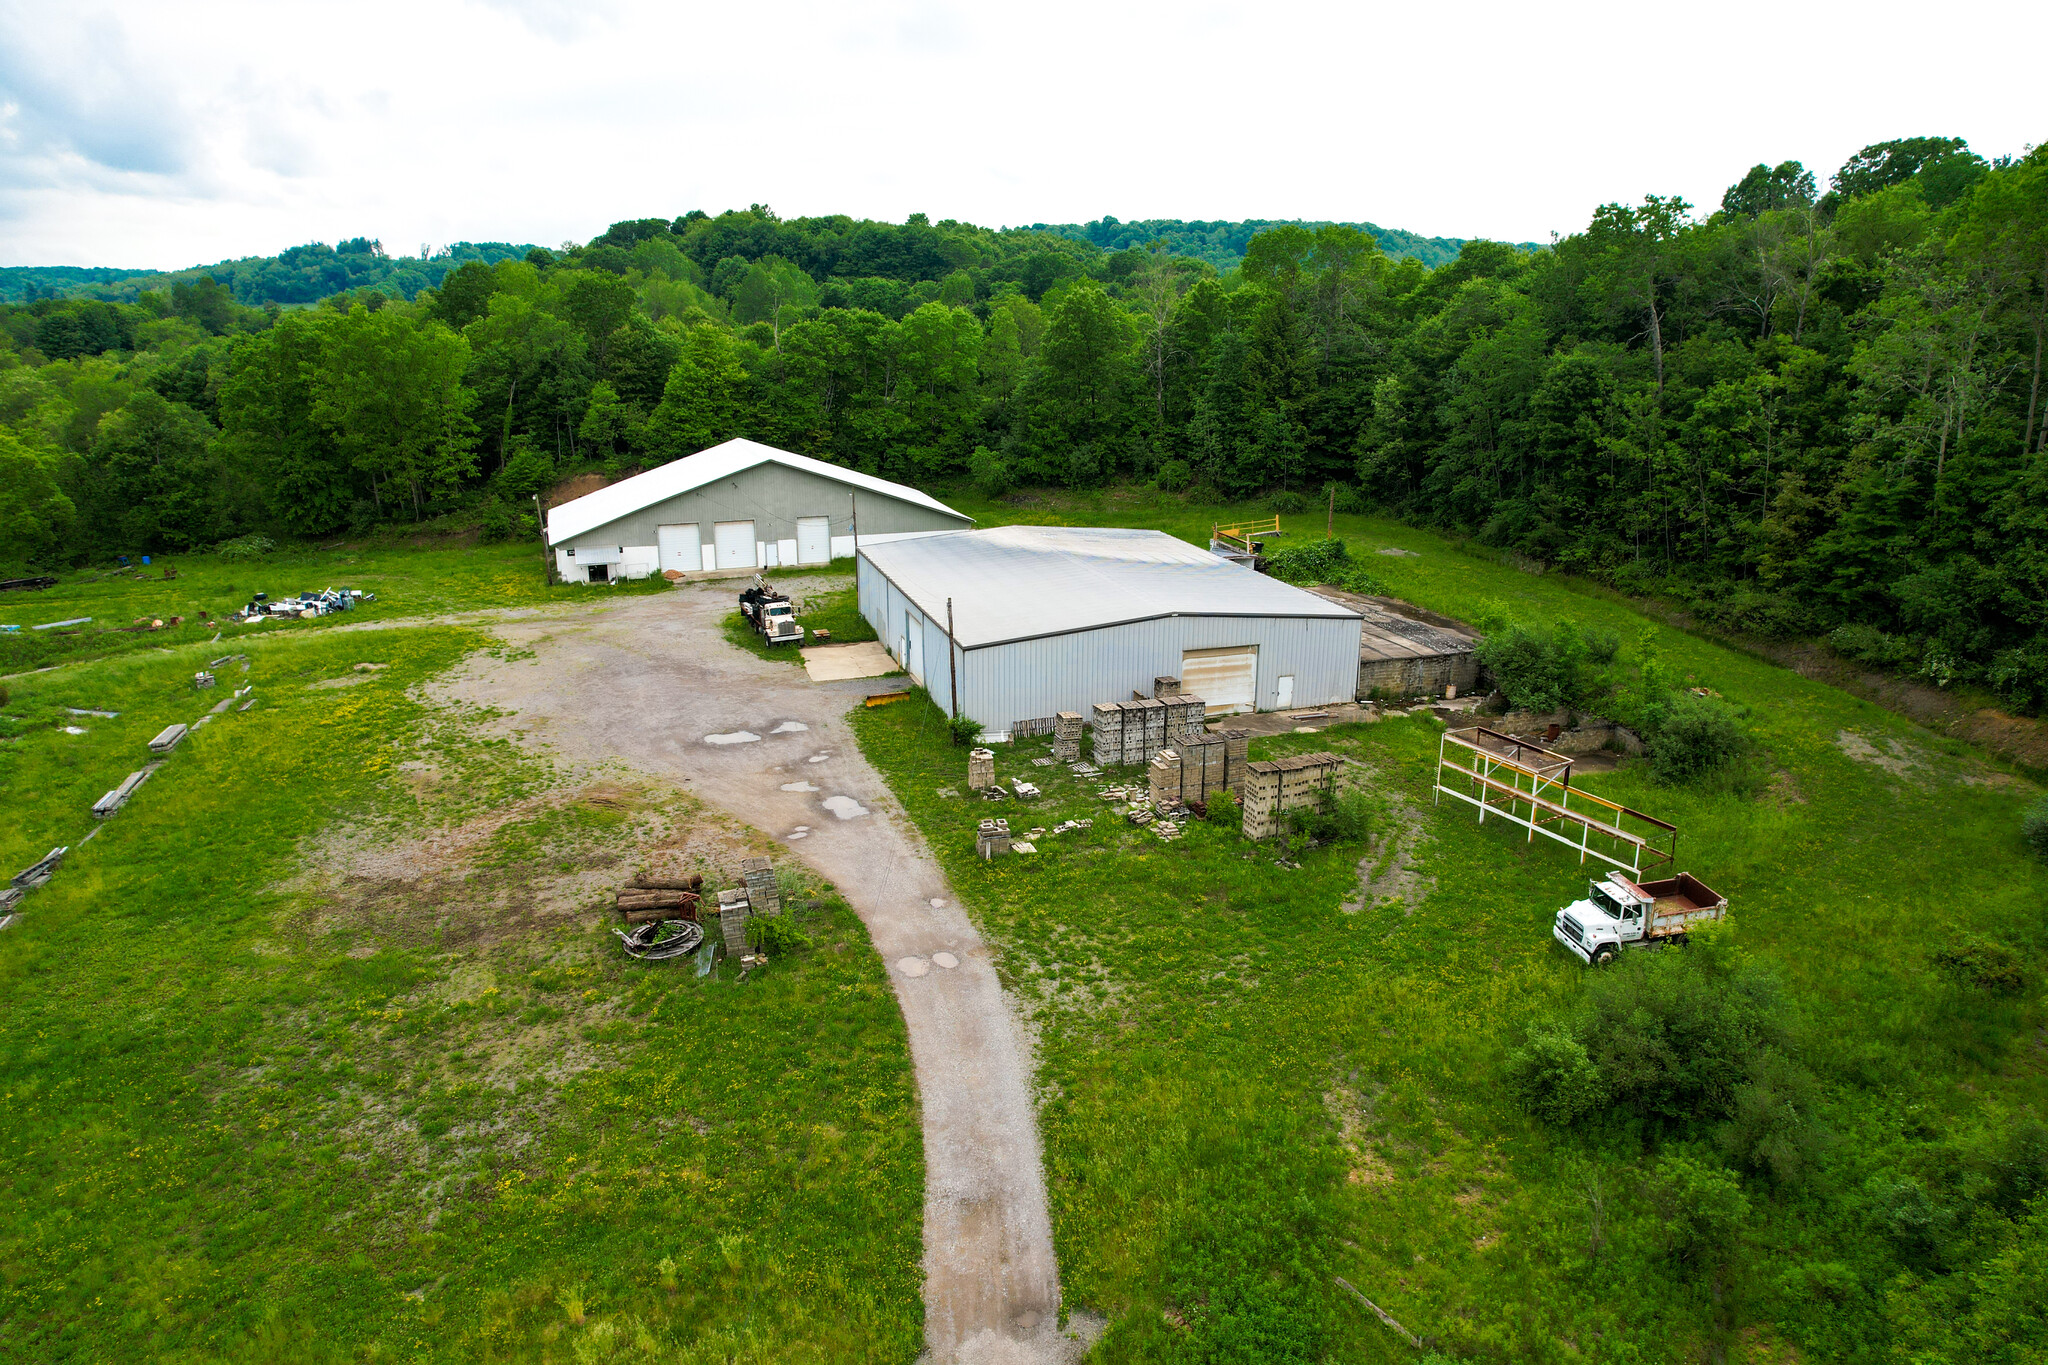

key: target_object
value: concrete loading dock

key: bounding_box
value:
[1308,586,1480,699]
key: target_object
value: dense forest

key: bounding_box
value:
[0,240,535,307]
[1033,217,1540,270]
[2,135,2044,711]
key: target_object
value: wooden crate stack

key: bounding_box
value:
[968,747,996,790]
[1053,711,1083,761]
[1240,751,1344,839]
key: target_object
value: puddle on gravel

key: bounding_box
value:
[705,731,761,745]
[896,956,930,977]
[770,720,809,734]
[821,795,868,820]
[780,781,820,792]
[806,753,830,764]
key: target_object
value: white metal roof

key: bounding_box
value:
[545,437,972,545]
[860,525,1362,648]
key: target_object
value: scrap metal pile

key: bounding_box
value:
[612,859,788,971]
[234,588,373,622]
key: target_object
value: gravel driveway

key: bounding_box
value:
[429,582,1090,1364]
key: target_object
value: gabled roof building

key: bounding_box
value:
[544,438,974,583]
[857,525,1364,729]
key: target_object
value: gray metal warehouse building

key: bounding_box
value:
[857,525,1364,730]
[546,437,974,582]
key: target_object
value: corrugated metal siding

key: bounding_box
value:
[961,614,1360,730]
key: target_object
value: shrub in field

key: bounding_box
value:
[1931,938,2026,995]
[1262,536,1386,596]
[1269,489,1309,515]
[1285,788,1371,845]
[1476,622,1593,713]
[215,533,276,561]
[1206,787,1240,827]
[1506,1025,1607,1126]
[1646,1153,1749,1265]
[1155,457,1192,492]
[1648,693,1747,784]
[946,713,983,748]
[2024,795,2048,863]
[477,501,517,543]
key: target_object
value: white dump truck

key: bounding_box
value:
[1552,871,1727,965]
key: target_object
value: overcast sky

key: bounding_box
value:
[1,0,2040,270]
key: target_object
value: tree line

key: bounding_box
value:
[2,135,2043,710]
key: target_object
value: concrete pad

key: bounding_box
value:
[802,640,898,682]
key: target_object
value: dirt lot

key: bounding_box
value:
[373,580,1091,1364]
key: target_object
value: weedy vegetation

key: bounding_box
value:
[0,623,922,1362]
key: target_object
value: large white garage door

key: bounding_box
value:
[1182,646,1258,715]
[657,523,699,573]
[713,520,756,569]
[796,516,831,565]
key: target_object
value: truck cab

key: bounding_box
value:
[1553,871,1725,965]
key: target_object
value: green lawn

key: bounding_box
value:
[0,538,666,676]
[0,623,922,1362]
[851,508,2048,1362]
[721,577,879,667]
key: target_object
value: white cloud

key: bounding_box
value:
[1,0,2041,269]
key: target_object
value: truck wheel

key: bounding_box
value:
[1591,945,1619,966]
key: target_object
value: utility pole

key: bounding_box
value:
[850,491,859,562]
[946,597,959,718]
[1326,484,1335,539]
[533,493,554,585]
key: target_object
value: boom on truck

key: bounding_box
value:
[1553,871,1727,965]
[738,580,804,646]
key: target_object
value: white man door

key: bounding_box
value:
[713,520,756,569]
[796,516,831,565]
[657,524,700,574]
[1181,645,1258,715]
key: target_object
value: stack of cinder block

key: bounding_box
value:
[741,856,782,916]
[1147,748,1182,807]
[1145,733,1234,806]
[1136,698,1167,758]
[1222,728,1251,793]
[968,748,996,790]
[1159,694,1206,742]
[976,818,1012,858]
[1153,676,1181,698]
[1090,702,1124,765]
[1053,711,1083,761]
[1240,751,1344,839]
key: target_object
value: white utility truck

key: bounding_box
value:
[1553,871,1727,965]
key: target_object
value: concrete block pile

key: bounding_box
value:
[1241,751,1344,840]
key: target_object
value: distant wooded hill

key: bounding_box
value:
[1033,217,1545,269]
[0,240,536,307]
[0,214,1529,305]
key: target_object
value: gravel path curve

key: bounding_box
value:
[418,585,1094,1364]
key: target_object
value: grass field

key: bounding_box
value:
[6,490,2045,1363]
[720,575,879,667]
[0,538,660,676]
[0,624,923,1362]
[851,500,2048,1362]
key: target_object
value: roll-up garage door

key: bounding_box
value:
[796,516,831,565]
[1181,646,1258,715]
[713,520,756,569]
